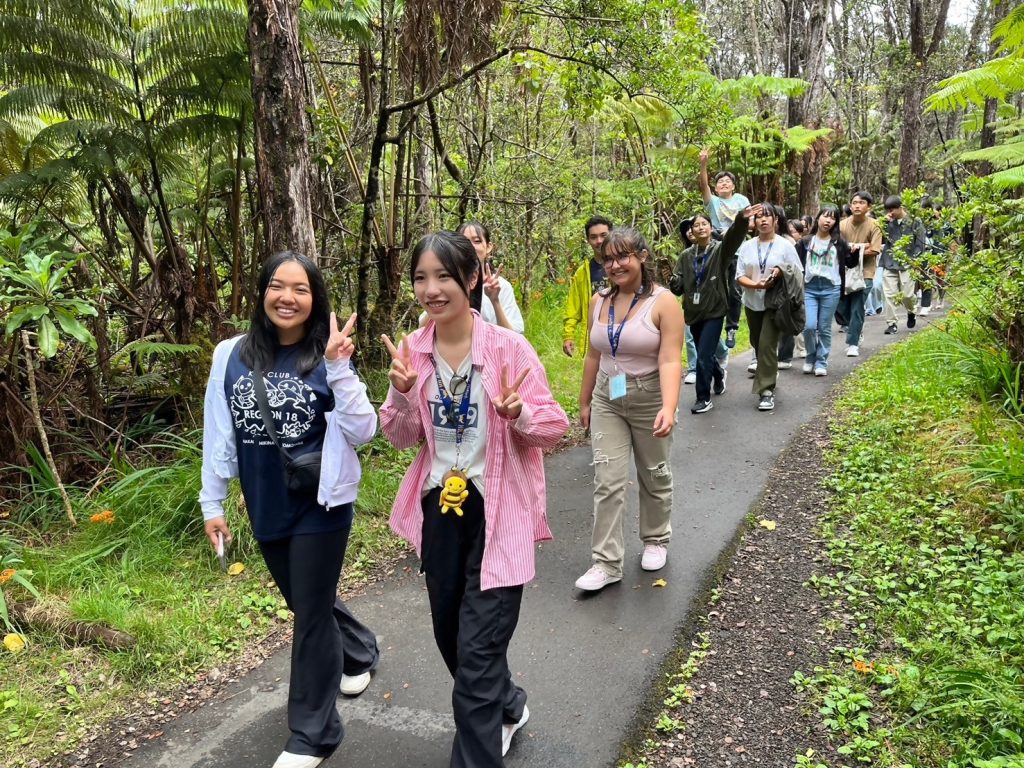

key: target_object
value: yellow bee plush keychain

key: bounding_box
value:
[439,468,469,516]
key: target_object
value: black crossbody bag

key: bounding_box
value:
[251,367,322,495]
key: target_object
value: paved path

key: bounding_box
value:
[119,310,929,768]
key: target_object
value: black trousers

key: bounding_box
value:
[725,281,743,332]
[421,484,527,768]
[690,316,726,402]
[259,507,380,758]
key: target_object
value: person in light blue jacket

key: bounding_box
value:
[200,251,379,768]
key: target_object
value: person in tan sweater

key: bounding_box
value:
[836,191,883,356]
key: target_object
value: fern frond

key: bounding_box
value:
[926,55,1024,111]
[0,16,128,73]
[782,125,832,153]
[994,2,1024,53]
[960,142,1024,169]
[155,114,240,153]
[990,164,1024,188]
[0,85,136,126]
[110,336,201,365]
[717,75,809,101]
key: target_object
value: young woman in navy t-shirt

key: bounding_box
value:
[200,251,379,768]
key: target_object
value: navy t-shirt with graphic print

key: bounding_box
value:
[223,342,344,541]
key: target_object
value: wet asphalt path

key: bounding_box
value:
[117,309,927,768]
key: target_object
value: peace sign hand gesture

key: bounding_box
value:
[482,261,502,302]
[325,312,357,361]
[381,334,419,394]
[492,365,530,419]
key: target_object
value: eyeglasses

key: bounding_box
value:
[601,252,635,268]
[443,374,469,425]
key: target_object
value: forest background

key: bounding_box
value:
[1,0,1023,766]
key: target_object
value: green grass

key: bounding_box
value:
[789,319,1024,766]
[0,430,407,766]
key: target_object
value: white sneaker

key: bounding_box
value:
[814,367,827,377]
[574,565,621,591]
[340,671,371,696]
[502,705,530,756]
[641,544,667,571]
[802,362,813,374]
[846,345,859,357]
[683,371,697,384]
[272,752,324,768]
[747,360,758,375]
[777,360,793,369]
[920,306,930,316]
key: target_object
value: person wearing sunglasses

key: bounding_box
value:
[575,228,685,592]
[380,230,568,767]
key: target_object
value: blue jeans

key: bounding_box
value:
[840,278,871,346]
[803,277,841,370]
[690,316,726,401]
[867,274,884,314]
[685,324,728,372]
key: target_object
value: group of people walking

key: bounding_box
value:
[197,151,952,767]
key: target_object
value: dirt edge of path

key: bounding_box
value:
[618,407,852,767]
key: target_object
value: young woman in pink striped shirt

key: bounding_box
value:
[379,230,569,767]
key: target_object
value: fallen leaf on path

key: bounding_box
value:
[759,519,777,531]
[652,578,667,587]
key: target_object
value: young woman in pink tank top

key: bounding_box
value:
[575,228,685,592]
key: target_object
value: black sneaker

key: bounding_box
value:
[691,399,713,414]
[884,324,898,335]
[726,329,737,349]
[907,312,916,328]
[713,370,727,396]
[757,392,775,411]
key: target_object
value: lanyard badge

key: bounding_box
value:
[606,294,641,400]
[431,354,472,517]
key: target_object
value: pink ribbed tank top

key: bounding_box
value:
[589,287,665,377]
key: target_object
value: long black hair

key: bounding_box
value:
[771,204,790,238]
[410,231,480,308]
[455,221,489,311]
[239,251,330,376]
[811,205,842,241]
[599,228,656,299]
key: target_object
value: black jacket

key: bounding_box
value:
[669,213,748,325]
[795,233,858,293]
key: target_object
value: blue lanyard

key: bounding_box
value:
[430,354,472,451]
[757,240,774,275]
[693,246,710,288]
[606,293,641,358]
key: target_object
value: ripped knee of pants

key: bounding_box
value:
[590,446,610,466]
[648,461,672,481]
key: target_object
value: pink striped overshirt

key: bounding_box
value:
[380,313,570,590]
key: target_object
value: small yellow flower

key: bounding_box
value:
[89,510,115,524]
[0,568,15,585]
[3,633,26,653]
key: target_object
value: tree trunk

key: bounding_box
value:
[898,75,925,189]
[9,601,136,650]
[20,332,76,526]
[246,0,318,262]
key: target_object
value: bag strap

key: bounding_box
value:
[252,366,295,463]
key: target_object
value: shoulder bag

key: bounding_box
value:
[845,244,866,295]
[251,367,322,495]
